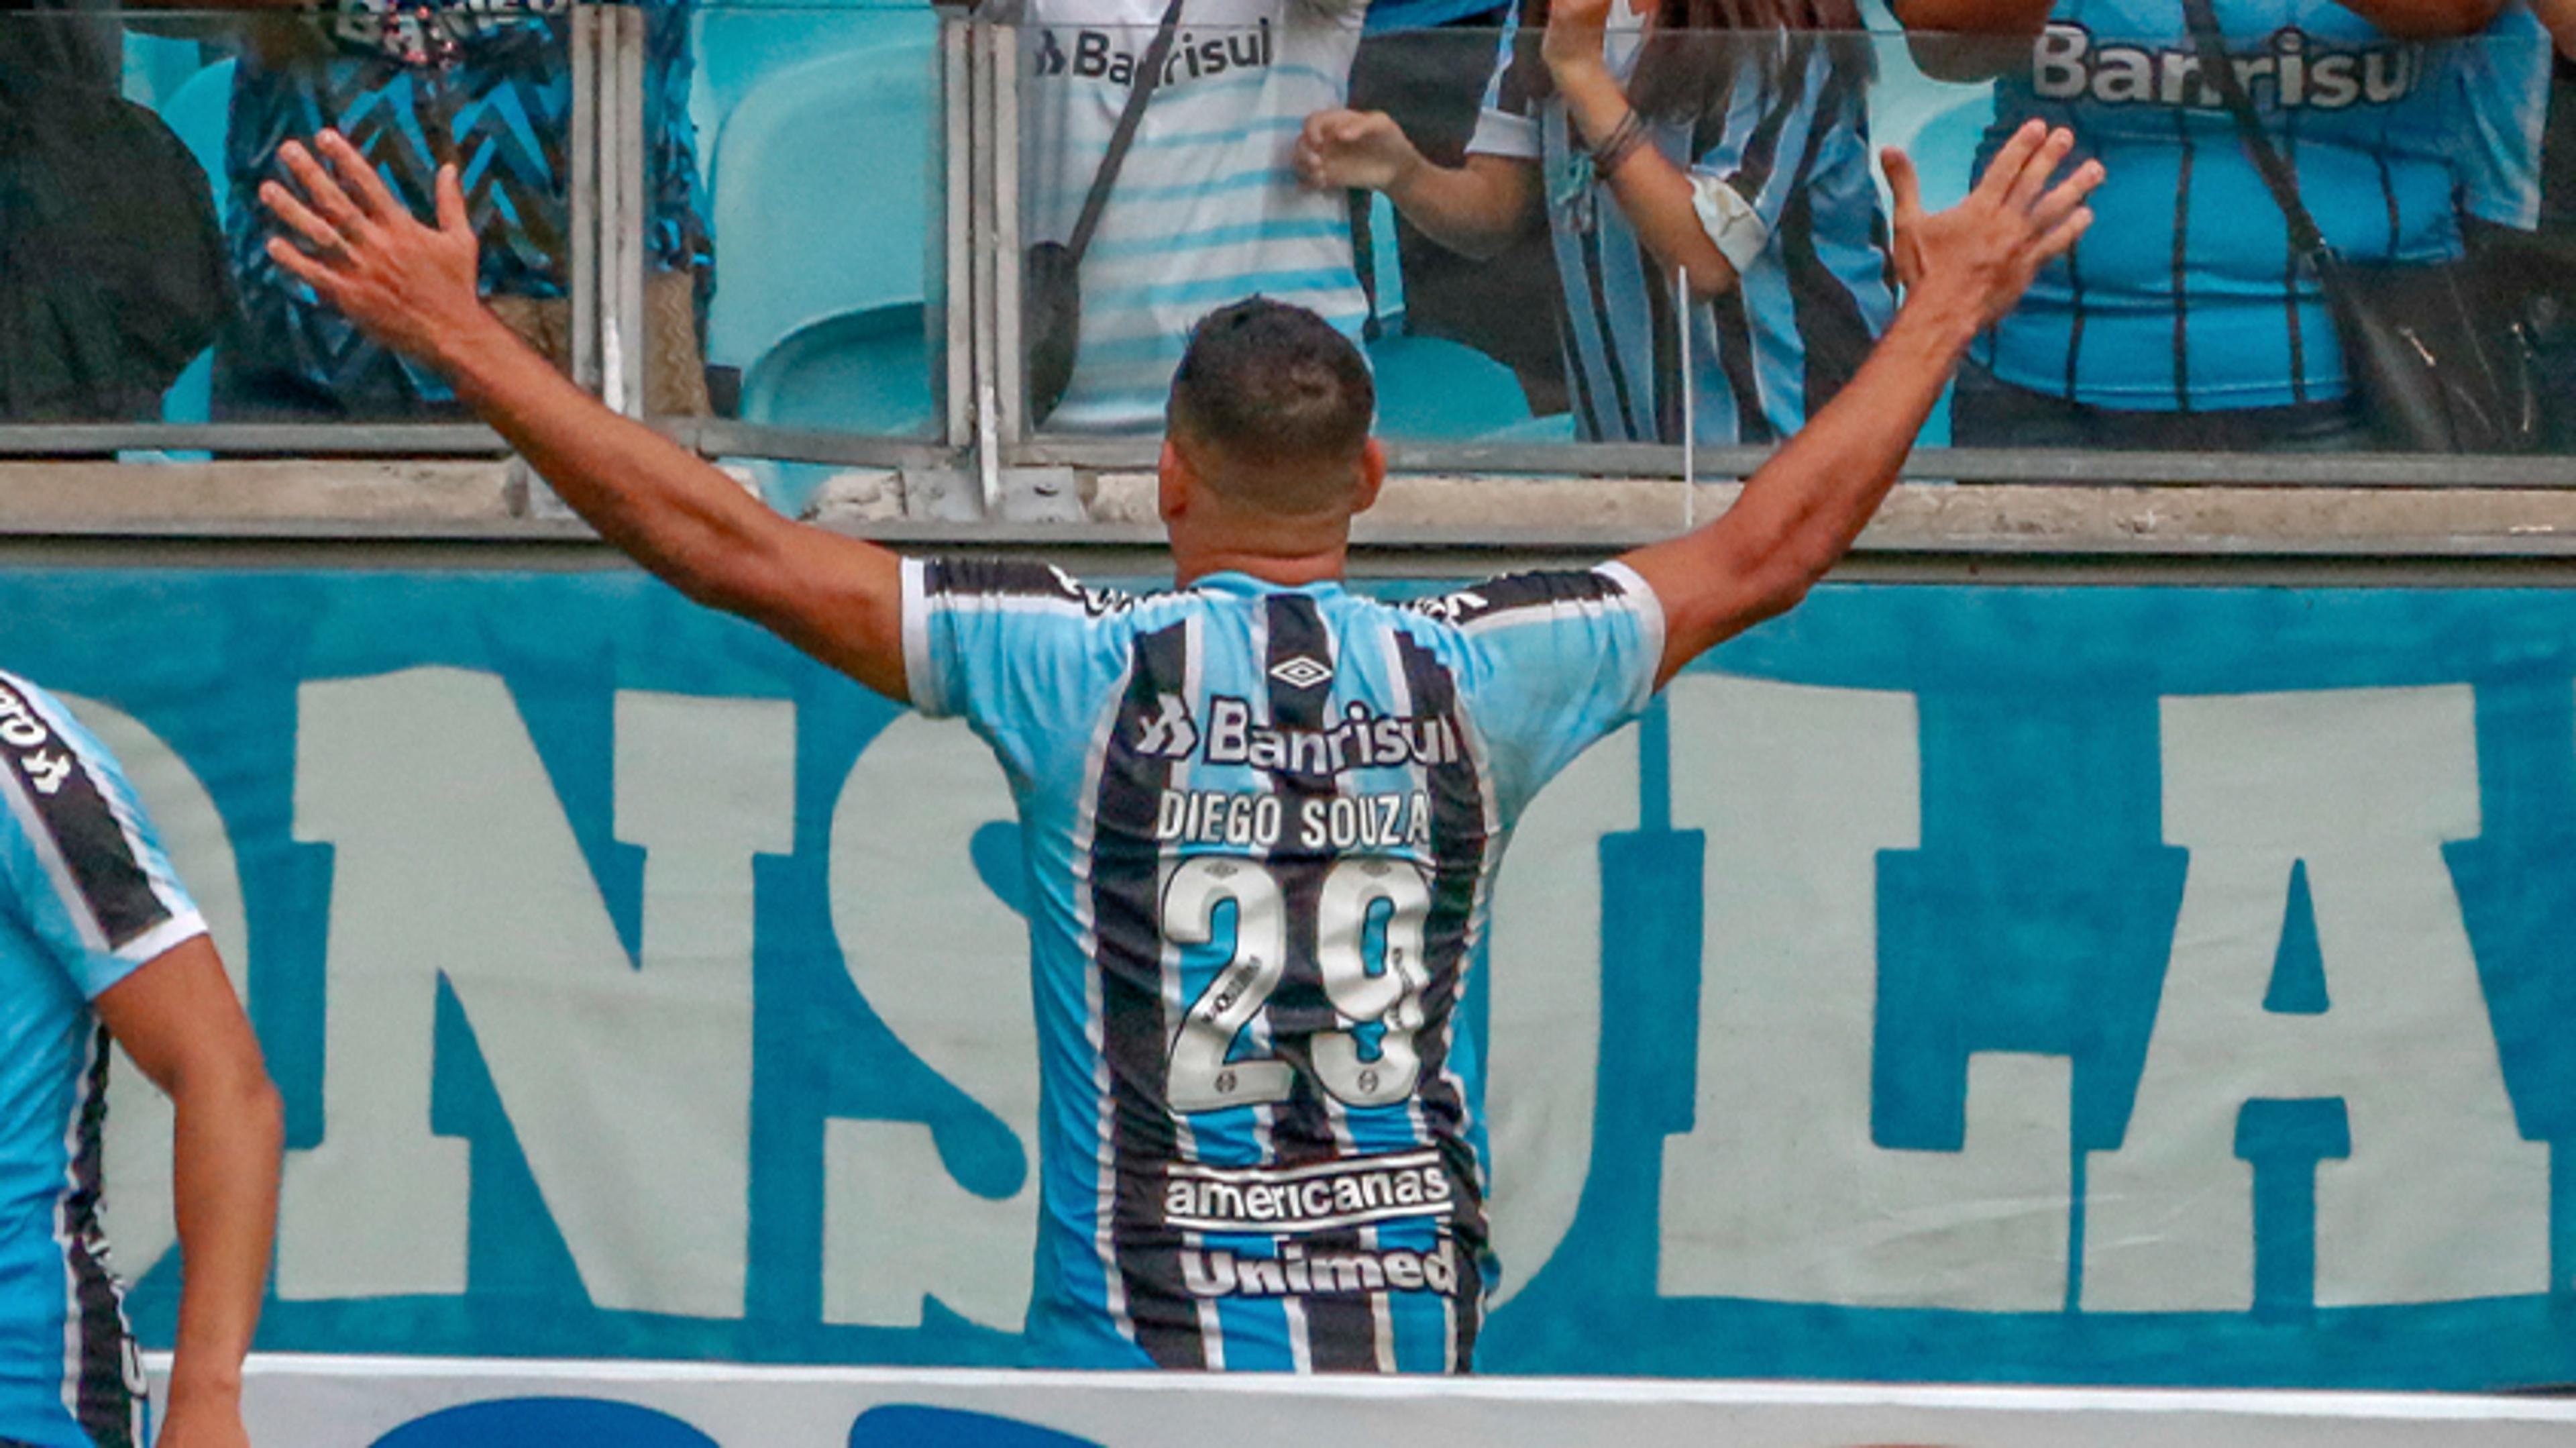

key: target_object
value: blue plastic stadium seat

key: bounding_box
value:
[1367,331,1534,442]
[119,32,213,113]
[156,58,237,431]
[159,56,235,219]
[703,26,939,372]
[739,302,934,435]
[1357,192,1534,440]
[735,303,934,513]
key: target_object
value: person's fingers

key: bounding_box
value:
[1972,118,2047,207]
[259,178,349,257]
[1880,146,1925,234]
[319,128,402,222]
[2026,157,2104,234]
[2004,126,2076,214]
[434,162,470,238]
[277,142,365,233]
[266,234,339,295]
[2028,205,2096,268]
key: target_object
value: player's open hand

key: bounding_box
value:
[1296,109,1421,194]
[1882,120,2101,332]
[260,130,484,363]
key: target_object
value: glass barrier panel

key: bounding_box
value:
[97,5,587,443]
[1885,21,2576,459]
[692,0,950,515]
[1010,17,1686,460]
[1006,13,2573,470]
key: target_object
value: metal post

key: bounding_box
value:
[569,2,601,396]
[601,2,650,417]
[967,16,1010,517]
[986,10,1026,459]
[941,9,977,453]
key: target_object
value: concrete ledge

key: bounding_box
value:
[0,461,517,525]
[1089,476,2576,556]
[11,463,2576,563]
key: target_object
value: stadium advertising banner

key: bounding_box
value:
[160,1357,2576,1448]
[6,567,2572,1390]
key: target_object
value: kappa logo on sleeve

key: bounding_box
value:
[0,681,74,797]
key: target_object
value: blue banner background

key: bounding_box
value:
[5,566,2572,1390]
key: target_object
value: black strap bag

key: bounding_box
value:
[2182,0,2537,454]
[1023,0,1187,426]
[0,61,231,423]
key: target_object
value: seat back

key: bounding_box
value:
[703,22,940,370]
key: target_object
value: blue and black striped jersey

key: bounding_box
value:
[0,676,205,1448]
[902,561,1664,1371]
[1468,15,1896,446]
[1977,0,2476,411]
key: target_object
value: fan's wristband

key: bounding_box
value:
[1589,108,1652,181]
[1688,173,1772,276]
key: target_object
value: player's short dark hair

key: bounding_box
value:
[1167,299,1375,484]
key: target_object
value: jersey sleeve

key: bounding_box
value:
[1683,45,1837,275]
[1428,562,1666,821]
[902,556,1135,780]
[0,678,207,1002]
[1465,15,1540,160]
[2452,7,2551,230]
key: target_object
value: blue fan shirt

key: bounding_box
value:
[1976,0,2475,411]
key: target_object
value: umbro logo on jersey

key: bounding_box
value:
[1268,656,1333,691]
[1134,694,1199,760]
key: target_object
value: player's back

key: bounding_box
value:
[0,674,202,1448]
[902,559,1664,1372]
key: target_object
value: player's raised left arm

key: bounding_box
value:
[92,937,281,1448]
[260,131,912,700]
[1616,121,2100,689]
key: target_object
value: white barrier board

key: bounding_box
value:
[160,1356,2576,1448]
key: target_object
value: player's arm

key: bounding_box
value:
[258,131,911,700]
[92,937,282,1448]
[1297,113,1542,261]
[1616,121,2100,689]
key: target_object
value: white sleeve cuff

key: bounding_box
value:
[898,558,950,719]
[1593,560,1670,709]
[1466,107,1541,161]
[1690,175,1772,277]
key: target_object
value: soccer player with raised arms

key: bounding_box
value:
[258,121,2096,1372]
[0,677,282,1447]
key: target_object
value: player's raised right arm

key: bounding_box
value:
[260,131,911,701]
[1616,122,2100,689]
